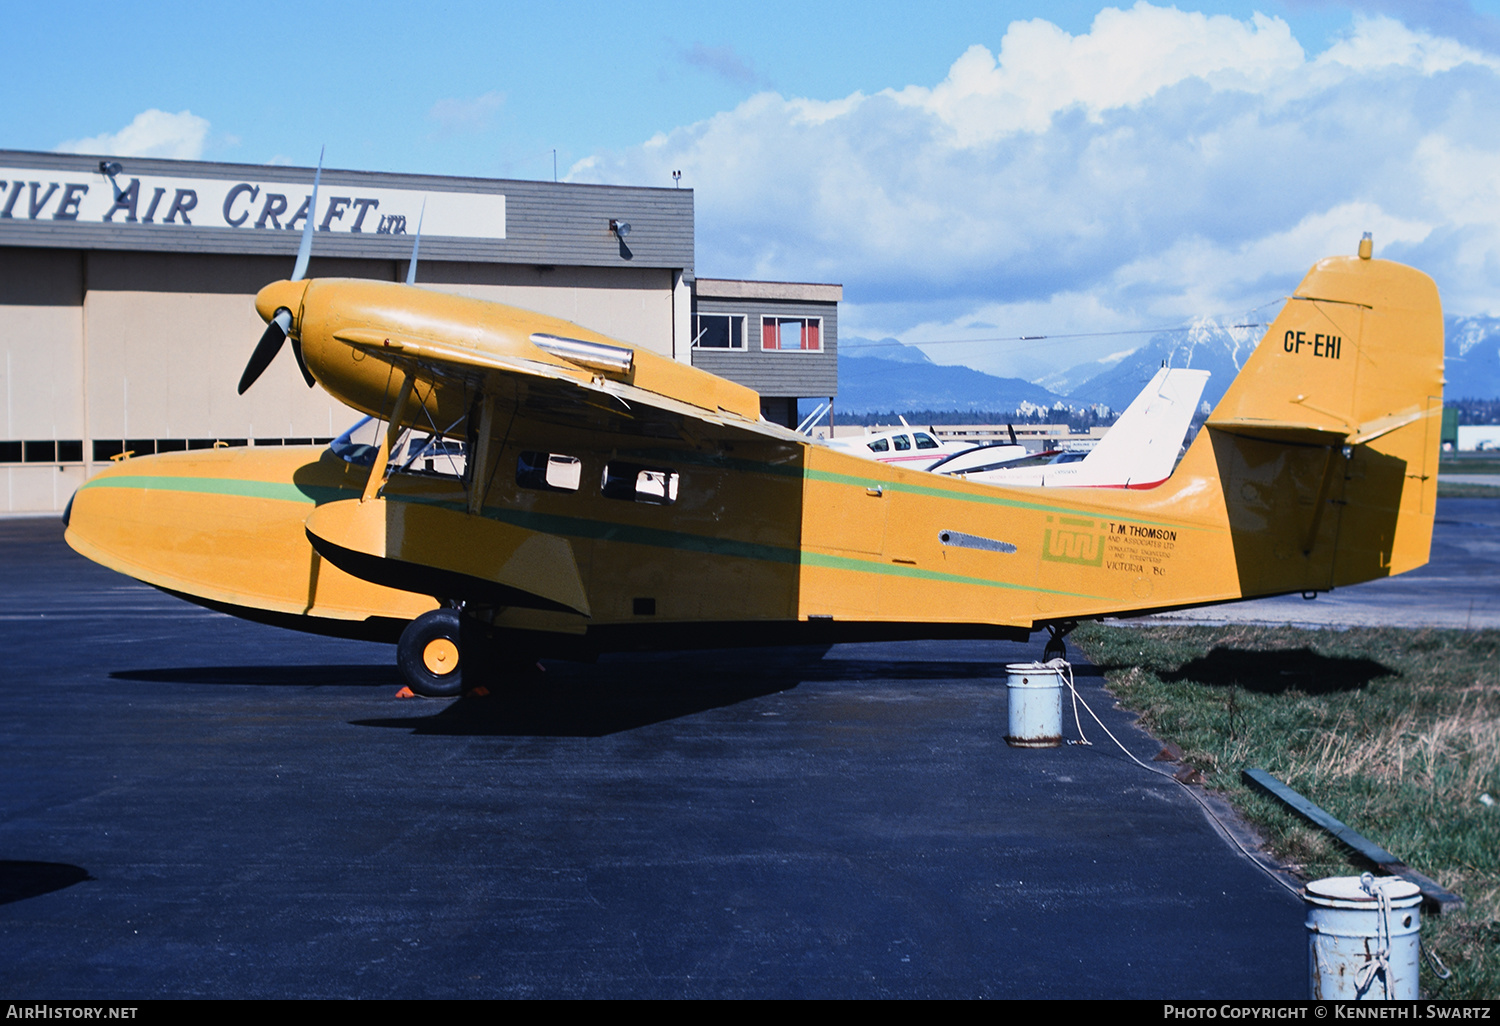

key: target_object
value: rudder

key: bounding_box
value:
[1204,250,1443,594]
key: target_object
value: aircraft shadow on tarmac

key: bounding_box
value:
[111,664,404,687]
[798,657,1104,683]
[108,649,1100,737]
[1148,647,1398,695]
[0,861,94,906]
[351,647,1076,737]
[354,675,800,737]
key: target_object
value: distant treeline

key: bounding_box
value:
[1449,398,1500,425]
[834,407,1120,431]
[836,399,1498,430]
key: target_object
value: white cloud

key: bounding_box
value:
[890,6,1304,144]
[1316,13,1500,74]
[56,109,210,159]
[572,3,1500,369]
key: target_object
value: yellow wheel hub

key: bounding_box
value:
[422,637,459,676]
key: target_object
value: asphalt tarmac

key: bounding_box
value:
[1132,497,1500,630]
[0,511,1395,1000]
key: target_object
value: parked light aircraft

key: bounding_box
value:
[823,418,993,471]
[64,232,1443,697]
[930,367,1211,488]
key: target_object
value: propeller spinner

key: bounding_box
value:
[238,148,323,394]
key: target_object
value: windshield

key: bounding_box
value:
[329,416,468,478]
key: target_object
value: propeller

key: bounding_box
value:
[238,148,323,394]
[239,308,294,394]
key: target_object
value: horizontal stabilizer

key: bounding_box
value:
[1201,419,1351,447]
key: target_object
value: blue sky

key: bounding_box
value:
[8,1,1500,377]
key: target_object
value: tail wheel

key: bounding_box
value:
[398,609,464,697]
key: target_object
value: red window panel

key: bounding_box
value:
[762,317,821,351]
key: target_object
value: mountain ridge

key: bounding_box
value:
[833,316,1500,416]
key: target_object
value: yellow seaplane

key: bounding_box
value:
[63,221,1443,697]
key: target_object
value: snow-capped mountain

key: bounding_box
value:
[1061,318,1260,412]
[1444,316,1500,399]
[832,315,1500,420]
[837,336,1067,415]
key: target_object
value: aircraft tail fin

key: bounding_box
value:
[1202,250,1444,593]
[1084,366,1210,487]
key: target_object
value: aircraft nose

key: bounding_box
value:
[255,280,309,325]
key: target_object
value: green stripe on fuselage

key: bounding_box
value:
[81,471,1104,600]
[80,474,351,505]
[800,467,1207,531]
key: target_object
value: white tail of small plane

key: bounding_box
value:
[1068,366,1210,487]
[940,366,1210,488]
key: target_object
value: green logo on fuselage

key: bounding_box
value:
[1041,515,1105,567]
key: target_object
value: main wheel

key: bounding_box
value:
[398,609,465,697]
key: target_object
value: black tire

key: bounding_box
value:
[397,609,465,697]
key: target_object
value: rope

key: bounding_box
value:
[1354,872,1394,998]
[1048,659,1459,988]
[1044,657,1305,900]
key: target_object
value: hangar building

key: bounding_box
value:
[0,149,840,513]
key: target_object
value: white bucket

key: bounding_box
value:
[1005,661,1065,748]
[1305,874,1422,1000]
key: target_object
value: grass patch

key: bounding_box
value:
[1441,457,1500,476]
[1073,623,1500,998]
[1438,482,1500,499]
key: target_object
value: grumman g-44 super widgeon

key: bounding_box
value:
[64,234,1444,697]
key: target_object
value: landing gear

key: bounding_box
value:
[1042,620,1077,662]
[397,608,465,697]
[397,606,545,697]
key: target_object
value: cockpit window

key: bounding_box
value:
[402,434,466,477]
[866,437,889,452]
[331,416,380,467]
[914,433,939,450]
[892,434,912,451]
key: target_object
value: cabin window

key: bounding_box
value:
[914,433,940,450]
[761,316,821,351]
[601,462,679,505]
[866,437,889,452]
[692,314,746,349]
[892,434,911,451]
[517,451,583,493]
[402,435,467,478]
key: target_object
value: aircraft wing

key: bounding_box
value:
[314,297,771,446]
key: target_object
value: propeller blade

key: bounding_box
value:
[240,150,323,395]
[405,197,425,286]
[290,146,324,283]
[238,308,292,394]
[289,336,317,387]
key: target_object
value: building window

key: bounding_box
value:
[693,314,746,349]
[761,316,821,351]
